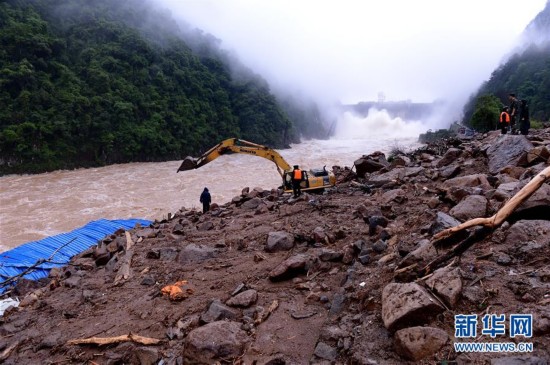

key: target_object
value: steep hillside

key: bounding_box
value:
[462,1,550,126]
[0,0,327,175]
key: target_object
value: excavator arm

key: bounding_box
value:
[177,138,292,177]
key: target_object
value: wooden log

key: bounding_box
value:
[434,165,550,241]
[67,333,161,346]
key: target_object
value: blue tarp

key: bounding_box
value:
[0,218,151,293]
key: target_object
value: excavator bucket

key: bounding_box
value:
[177,156,198,172]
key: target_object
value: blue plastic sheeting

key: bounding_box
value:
[0,218,151,293]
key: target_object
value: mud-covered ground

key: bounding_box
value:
[1,128,549,365]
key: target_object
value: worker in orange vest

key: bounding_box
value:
[292,165,303,198]
[499,107,510,135]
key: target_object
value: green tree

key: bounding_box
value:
[469,94,502,132]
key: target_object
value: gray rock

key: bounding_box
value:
[503,220,550,262]
[265,231,295,253]
[197,221,214,231]
[381,189,406,204]
[140,275,156,286]
[269,254,308,281]
[226,289,258,308]
[516,183,550,215]
[394,326,448,361]
[443,173,492,190]
[400,239,437,267]
[425,267,462,308]
[381,283,444,332]
[184,321,248,364]
[449,195,488,222]
[487,135,534,174]
[136,228,157,238]
[200,300,239,324]
[329,292,346,316]
[440,165,461,179]
[242,197,262,210]
[496,252,512,266]
[134,347,160,365]
[366,167,425,186]
[64,276,81,288]
[524,145,550,165]
[372,240,388,253]
[429,212,461,235]
[319,248,343,262]
[159,247,178,261]
[437,148,462,167]
[312,226,328,243]
[178,243,217,264]
[314,342,338,361]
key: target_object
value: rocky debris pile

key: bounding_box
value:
[1,128,549,364]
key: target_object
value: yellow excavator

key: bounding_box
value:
[177,138,336,193]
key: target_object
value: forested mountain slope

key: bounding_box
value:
[463,1,550,130]
[0,0,327,174]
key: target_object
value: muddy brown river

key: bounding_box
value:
[0,112,426,251]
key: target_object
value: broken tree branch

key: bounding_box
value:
[114,232,135,285]
[67,333,161,346]
[434,165,550,241]
[423,227,493,275]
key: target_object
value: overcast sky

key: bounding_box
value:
[154,0,546,110]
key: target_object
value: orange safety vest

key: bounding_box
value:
[293,169,302,180]
[500,112,510,124]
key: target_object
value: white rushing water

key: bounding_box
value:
[0,110,428,251]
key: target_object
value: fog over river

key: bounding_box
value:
[0,111,427,251]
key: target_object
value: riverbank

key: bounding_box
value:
[1,128,549,364]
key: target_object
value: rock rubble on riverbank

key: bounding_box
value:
[1,128,549,364]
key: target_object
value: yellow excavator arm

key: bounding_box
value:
[177,138,336,193]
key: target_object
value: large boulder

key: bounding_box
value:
[486,135,534,174]
[449,195,488,222]
[183,321,248,364]
[381,283,445,332]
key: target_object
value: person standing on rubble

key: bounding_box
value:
[291,165,303,198]
[200,187,211,213]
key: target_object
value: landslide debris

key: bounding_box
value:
[1,129,550,364]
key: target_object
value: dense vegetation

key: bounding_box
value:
[0,0,327,174]
[463,2,550,132]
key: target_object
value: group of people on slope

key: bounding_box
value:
[198,165,305,213]
[499,93,530,135]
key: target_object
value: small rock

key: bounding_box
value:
[496,252,512,266]
[200,300,239,324]
[265,231,295,253]
[226,289,258,308]
[140,275,156,286]
[314,342,338,361]
[183,321,248,364]
[372,240,387,253]
[269,254,308,281]
[394,326,449,361]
